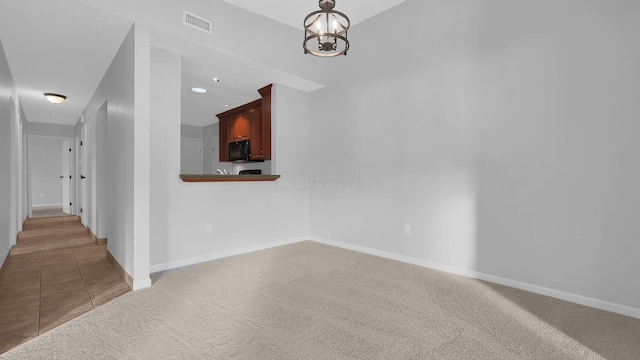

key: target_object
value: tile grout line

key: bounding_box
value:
[72,243,97,309]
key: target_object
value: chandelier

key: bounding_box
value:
[303,0,350,57]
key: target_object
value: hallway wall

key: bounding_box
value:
[0,37,16,263]
[80,25,135,278]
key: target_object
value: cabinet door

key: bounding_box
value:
[249,108,263,160]
[229,114,249,142]
[219,119,229,162]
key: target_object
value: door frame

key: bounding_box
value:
[61,139,72,214]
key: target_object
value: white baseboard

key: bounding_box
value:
[149,236,309,274]
[310,236,640,320]
[133,278,153,290]
[32,204,63,208]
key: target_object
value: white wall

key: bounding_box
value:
[27,122,75,137]
[180,124,202,139]
[310,0,640,314]
[0,38,17,262]
[149,46,310,271]
[180,124,204,174]
[80,25,137,279]
[28,136,70,206]
[202,123,218,175]
[70,0,639,316]
[19,116,28,225]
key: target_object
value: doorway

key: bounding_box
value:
[61,139,72,214]
[27,135,75,218]
[180,137,203,174]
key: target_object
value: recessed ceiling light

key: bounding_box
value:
[212,78,220,82]
[191,87,207,94]
[224,104,230,107]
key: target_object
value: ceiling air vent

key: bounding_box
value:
[183,10,212,34]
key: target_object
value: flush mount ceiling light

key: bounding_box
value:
[303,0,350,57]
[212,78,220,82]
[43,93,67,104]
[191,87,208,94]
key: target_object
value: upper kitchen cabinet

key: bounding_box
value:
[216,84,272,162]
[248,107,264,160]
[228,103,254,142]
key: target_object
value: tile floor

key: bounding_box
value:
[0,216,131,354]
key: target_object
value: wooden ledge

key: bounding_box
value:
[179,174,281,183]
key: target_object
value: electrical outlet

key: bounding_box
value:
[205,224,213,235]
[40,193,44,198]
[404,224,411,236]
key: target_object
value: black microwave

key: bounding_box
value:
[229,140,250,162]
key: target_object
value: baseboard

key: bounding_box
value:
[310,236,640,320]
[87,227,107,246]
[32,204,64,208]
[149,236,309,274]
[0,249,10,281]
[107,250,133,290]
[132,278,152,290]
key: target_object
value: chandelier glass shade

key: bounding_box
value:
[303,0,350,57]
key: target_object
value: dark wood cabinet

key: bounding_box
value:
[216,85,272,162]
[248,108,263,159]
[228,113,250,142]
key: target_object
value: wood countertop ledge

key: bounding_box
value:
[179,174,281,182]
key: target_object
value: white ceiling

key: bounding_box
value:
[222,0,407,29]
[153,31,323,127]
[0,0,405,128]
[0,0,133,126]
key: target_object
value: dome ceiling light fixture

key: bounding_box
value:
[43,93,67,104]
[303,0,350,57]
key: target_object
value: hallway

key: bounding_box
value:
[0,215,131,353]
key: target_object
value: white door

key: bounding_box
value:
[61,140,71,214]
[180,137,202,174]
[212,135,221,173]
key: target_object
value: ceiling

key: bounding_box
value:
[155,31,324,127]
[0,0,406,128]
[0,0,133,126]
[222,0,407,29]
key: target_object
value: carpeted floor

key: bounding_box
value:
[2,241,639,359]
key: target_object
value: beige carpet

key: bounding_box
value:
[2,241,639,359]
